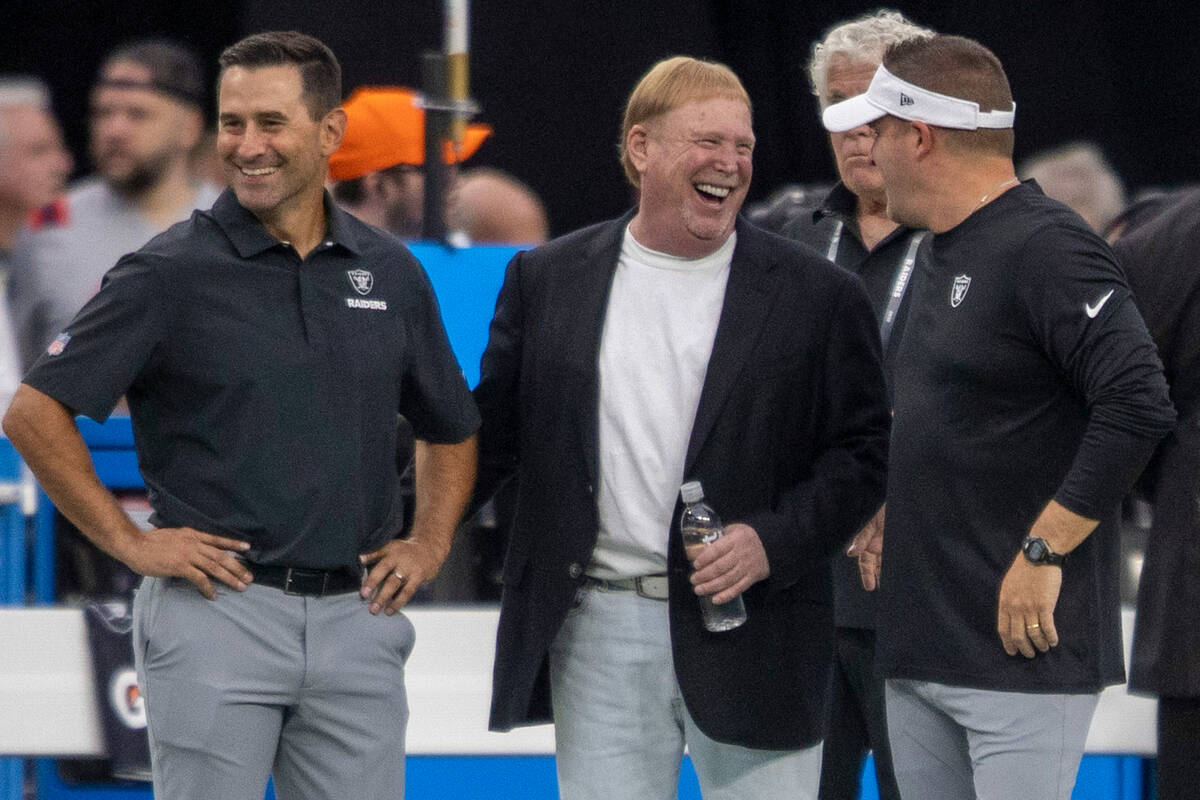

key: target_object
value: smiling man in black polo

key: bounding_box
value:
[3,31,478,800]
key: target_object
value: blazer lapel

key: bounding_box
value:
[573,214,630,488]
[684,222,775,473]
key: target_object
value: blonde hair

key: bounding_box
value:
[618,56,751,188]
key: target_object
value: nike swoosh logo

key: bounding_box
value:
[1085,289,1115,318]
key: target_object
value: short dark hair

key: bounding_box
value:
[884,35,1014,157]
[218,31,341,120]
[102,38,207,108]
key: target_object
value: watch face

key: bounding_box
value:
[1025,538,1049,562]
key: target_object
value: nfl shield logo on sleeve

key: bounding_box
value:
[47,332,71,356]
[347,269,374,295]
[950,275,971,308]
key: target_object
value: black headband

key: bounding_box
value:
[95,77,206,109]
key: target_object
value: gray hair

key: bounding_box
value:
[1018,142,1127,234]
[0,76,52,150]
[808,10,934,107]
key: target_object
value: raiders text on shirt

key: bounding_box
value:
[346,297,388,310]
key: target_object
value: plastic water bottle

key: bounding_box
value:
[679,481,747,632]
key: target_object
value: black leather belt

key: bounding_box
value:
[247,563,363,596]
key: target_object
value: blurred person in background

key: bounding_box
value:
[9,38,220,370]
[1018,141,1126,235]
[450,167,548,244]
[0,76,72,407]
[329,85,489,239]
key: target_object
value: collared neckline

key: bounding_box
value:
[813,181,859,225]
[210,188,365,258]
[815,181,916,253]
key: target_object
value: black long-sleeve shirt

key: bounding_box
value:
[879,182,1175,692]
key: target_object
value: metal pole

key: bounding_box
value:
[445,0,469,154]
[420,51,450,243]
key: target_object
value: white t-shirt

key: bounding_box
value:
[588,227,734,579]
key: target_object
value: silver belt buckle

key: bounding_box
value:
[634,575,669,600]
[283,568,301,595]
[282,568,331,596]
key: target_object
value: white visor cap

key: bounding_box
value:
[822,65,1015,133]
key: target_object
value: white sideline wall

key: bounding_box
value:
[0,606,1152,757]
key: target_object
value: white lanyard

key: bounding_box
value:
[825,222,925,349]
[825,220,845,261]
[879,231,926,349]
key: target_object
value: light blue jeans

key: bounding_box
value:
[886,678,1099,800]
[549,583,822,800]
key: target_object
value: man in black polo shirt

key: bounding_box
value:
[823,35,1174,799]
[781,12,932,799]
[2,31,478,800]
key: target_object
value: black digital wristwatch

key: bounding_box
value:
[1021,535,1065,567]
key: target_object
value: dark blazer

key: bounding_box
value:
[473,213,890,749]
[1113,189,1200,696]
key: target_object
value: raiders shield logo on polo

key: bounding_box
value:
[950,274,971,308]
[347,269,374,295]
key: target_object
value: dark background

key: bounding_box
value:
[3,1,1198,238]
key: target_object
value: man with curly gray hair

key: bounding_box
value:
[781,10,933,800]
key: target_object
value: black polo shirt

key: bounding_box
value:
[782,182,926,397]
[24,189,480,569]
[782,181,927,629]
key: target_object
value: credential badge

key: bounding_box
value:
[950,274,971,308]
[347,269,374,295]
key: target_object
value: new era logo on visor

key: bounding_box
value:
[899,93,915,107]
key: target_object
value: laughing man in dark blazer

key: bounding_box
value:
[473,56,891,800]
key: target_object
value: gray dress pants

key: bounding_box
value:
[886,678,1098,800]
[133,576,415,800]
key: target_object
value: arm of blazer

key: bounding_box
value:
[742,270,890,591]
[470,248,526,513]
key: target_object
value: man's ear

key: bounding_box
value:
[911,120,935,160]
[321,107,347,156]
[626,124,650,175]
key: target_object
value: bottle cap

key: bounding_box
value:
[680,481,704,504]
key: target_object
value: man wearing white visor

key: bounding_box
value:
[829,35,1176,800]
